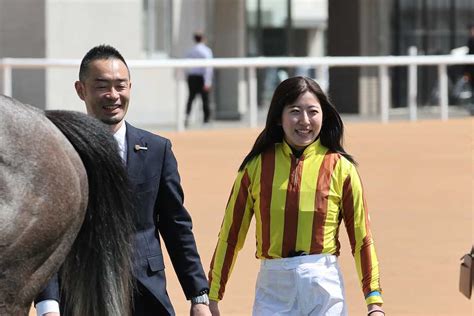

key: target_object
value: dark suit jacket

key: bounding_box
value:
[35,122,209,315]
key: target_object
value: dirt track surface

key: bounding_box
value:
[161,118,473,316]
[30,118,473,315]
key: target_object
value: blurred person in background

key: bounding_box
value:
[464,24,474,91]
[463,23,474,114]
[207,76,385,316]
[184,32,214,127]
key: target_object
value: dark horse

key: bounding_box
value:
[0,95,134,315]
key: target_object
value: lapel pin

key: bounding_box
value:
[134,144,148,152]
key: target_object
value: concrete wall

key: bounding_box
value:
[0,0,46,108]
[45,0,178,127]
[171,0,212,58]
[328,0,393,114]
[213,0,247,119]
[169,0,215,125]
[0,0,225,127]
[169,0,248,122]
[328,0,360,113]
[1,0,326,125]
[358,0,393,115]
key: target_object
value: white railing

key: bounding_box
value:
[1,55,474,130]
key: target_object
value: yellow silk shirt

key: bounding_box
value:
[208,139,382,305]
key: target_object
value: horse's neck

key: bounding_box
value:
[0,300,28,316]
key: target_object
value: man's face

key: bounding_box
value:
[75,58,131,131]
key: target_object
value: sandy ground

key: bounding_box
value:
[30,118,473,315]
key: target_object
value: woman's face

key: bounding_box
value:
[281,91,323,151]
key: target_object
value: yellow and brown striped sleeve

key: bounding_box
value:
[208,164,255,301]
[341,162,383,305]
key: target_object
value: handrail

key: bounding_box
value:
[1,54,474,68]
[2,55,474,130]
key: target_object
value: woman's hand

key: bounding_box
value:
[209,300,220,316]
[367,303,385,316]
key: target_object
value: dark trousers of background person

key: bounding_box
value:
[186,74,210,123]
[133,281,172,316]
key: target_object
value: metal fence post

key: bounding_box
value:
[175,68,185,131]
[2,64,12,97]
[379,65,390,123]
[438,64,448,120]
[408,46,418,121]
[248,66,258,128]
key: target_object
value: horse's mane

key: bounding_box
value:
[46,111,135,316]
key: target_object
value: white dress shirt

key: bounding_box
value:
[185,42,214,86]
[36,299,59,316]
[114,122,128,165]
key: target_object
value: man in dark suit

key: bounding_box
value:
[35,45,211,316]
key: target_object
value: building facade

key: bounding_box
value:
[1,0,473,126]
[328,0,474,114]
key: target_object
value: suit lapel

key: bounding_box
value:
[125,122,146,180]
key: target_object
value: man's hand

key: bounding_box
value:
[209,300,220,316]
[42,313,60,316]
[203,85,212,92]
[190,303,211,316]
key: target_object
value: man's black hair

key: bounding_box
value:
[79,44,129,82]
[193,32,203,43]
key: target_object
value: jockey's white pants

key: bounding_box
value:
[252,254,347,316]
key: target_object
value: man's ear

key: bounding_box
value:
[74,81,85,100]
